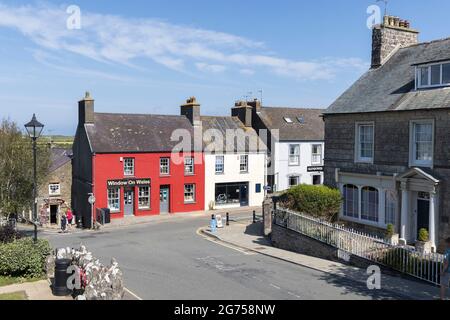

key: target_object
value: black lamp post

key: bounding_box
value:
[24,114,44,243]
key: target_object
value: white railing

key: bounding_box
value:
[274,208,445,285]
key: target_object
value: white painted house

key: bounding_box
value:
[236,100,325,192]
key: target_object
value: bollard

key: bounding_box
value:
[226,213,230,226]
[210,214,217,233]
[53,258,72,296]
[253,210,256,224]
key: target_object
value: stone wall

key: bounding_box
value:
[323,109,450,251]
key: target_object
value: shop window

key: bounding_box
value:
[184,184,196,203]
[108,188,120,212]
[138,186,150,209]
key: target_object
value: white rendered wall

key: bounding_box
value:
[204,153,266,210]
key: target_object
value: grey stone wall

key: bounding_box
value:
[372,25,418,68]
[323,109,450,251]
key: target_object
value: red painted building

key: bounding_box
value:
[72,93,205,227]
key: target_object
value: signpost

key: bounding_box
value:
[88,193,96,229]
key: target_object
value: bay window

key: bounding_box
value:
[361,187,379,222]
[343,184,358,218]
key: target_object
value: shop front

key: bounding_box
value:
[215,182,249,208]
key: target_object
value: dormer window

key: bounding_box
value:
[416,62,450,89]
[284,117,293,123]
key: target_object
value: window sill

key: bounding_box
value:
[138,207,151,211]
[240,171,249,174]
[184,201,197,205]
[215,172,225,175]
[355,159,374,164]
[185,173,196,177]
[160,174,171,178]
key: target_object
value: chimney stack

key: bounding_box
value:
[181,97,201,126]
[246,98,261,112]
[232,100,253,128]
[371,15,419,69]
[78,91,94,126]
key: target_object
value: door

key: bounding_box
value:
[417,198,430,239]
[239,183,249,207]
[160,186,170,214]
[50,205,58,224]
[124,188,134,216]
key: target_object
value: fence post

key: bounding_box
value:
[226,212,229,226]
[253,211,256,224]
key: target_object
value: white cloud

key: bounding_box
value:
[0,3,368,80]
[196,63,227,73]
[240,69,255,76]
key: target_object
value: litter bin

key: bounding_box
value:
[103,208,111,224]
[53,259,72,296]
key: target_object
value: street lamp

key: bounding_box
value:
[24,114,44,243]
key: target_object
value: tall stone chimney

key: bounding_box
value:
[78,91,94,126]
[371,15,419,69]
[247,99,261,112]
[232,100,253,128]
[181,97,201,126]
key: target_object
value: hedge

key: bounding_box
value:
[0,238,51,278]
[283,184,342,222]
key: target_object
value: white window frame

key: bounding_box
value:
[288,144,300,166]
[123,158,135,176]
[240,155,249,173]
[48,183,61,196]
[184,184,196,203]
[355,122,375,163]
[416,61,450,89]
[160,158,170,175]
[409,119,434,168]
[215,156,224,174]
[107,188,121,212]
[284,117,293,123]
[138,186,151,210]
[343,184,359,219]
[184,157,194,175]
[361,186,379,223]
[288,176,300,187]
[311,144,322,165]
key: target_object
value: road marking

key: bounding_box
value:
[124,287,143,300]
[287,291,302,299]
[270,283,281,290]
[196,228,255,255]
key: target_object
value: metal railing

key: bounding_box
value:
[274,208,445,285]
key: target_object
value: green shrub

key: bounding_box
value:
[0,238,51,278]
[283,184,342,222]
[418,228,429,242]
[386,224,395,238]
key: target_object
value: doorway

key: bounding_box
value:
[160,186,170,214]
[124,188,135,216]
[50,205,58,224]
[417,192,430,239]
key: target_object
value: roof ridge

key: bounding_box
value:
[401,36,450,50]
[261,106,325,111]
[95,112,186,118]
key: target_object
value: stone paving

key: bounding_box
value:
[0,280,71,300]
[201,220,441,300]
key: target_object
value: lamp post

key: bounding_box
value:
[24,114,44,243]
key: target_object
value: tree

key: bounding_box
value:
[0,118,50,218]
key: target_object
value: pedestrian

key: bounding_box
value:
[440,237,450,300]
[61,213,68,233]
[67,208,73,230]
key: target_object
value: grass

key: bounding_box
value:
[0,291,27,300]
[0,275,45,288]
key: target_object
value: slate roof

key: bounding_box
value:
[85,113,197,153]
[200,116,265,152]
[256,107,325,141]
[325,37,450,114]
[49,148,72,172]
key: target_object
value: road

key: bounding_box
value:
[40,212,407,300]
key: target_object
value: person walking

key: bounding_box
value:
[440,237,450,300]
[61,213,68,233]
[66,208,73,230]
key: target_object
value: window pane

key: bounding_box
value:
[414,123,433,162]
[361,187,379,222]
[138,186,150,209]
[108,188,120,212]
[358,125,373,160]
[343,185,358,218]
[215,156,224,173]
[420,67,429,86]
[385,191,397,225]
[431,65,441,85]
[124,158,134,176]
[184,157,194,174]
[184,184,195,203]
[443,63,450,84]
[160,158,170,174]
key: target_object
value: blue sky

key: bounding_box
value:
[0,0,449,135]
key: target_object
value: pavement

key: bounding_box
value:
[41,209,430,300]
[0,279,71,300]
[200,220,440,300]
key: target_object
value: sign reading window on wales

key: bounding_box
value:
[107,179,151,187]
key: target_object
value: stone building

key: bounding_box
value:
[323,15,450,252]
[37,147,72,226]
